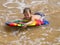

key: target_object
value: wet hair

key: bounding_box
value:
[23,8,31,14]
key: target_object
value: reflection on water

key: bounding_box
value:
[0,0,60,45]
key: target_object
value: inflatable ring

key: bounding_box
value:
[5,20,49,27]
[5,20,37,27]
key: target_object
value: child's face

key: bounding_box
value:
[24,10,31,18]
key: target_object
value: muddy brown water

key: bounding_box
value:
[0,0,60,45]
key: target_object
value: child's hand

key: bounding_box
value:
[22,24,27,28]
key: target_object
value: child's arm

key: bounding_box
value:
[24,17,35,26]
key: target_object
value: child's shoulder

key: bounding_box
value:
[32,14,41,18]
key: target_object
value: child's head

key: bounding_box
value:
[23,8,31,18]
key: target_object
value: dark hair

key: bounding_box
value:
[23,8,31,14]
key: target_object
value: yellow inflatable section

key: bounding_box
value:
[28,21,37,26]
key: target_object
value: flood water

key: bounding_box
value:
[0,0,60,45]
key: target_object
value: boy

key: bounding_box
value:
[22,8,44,28]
